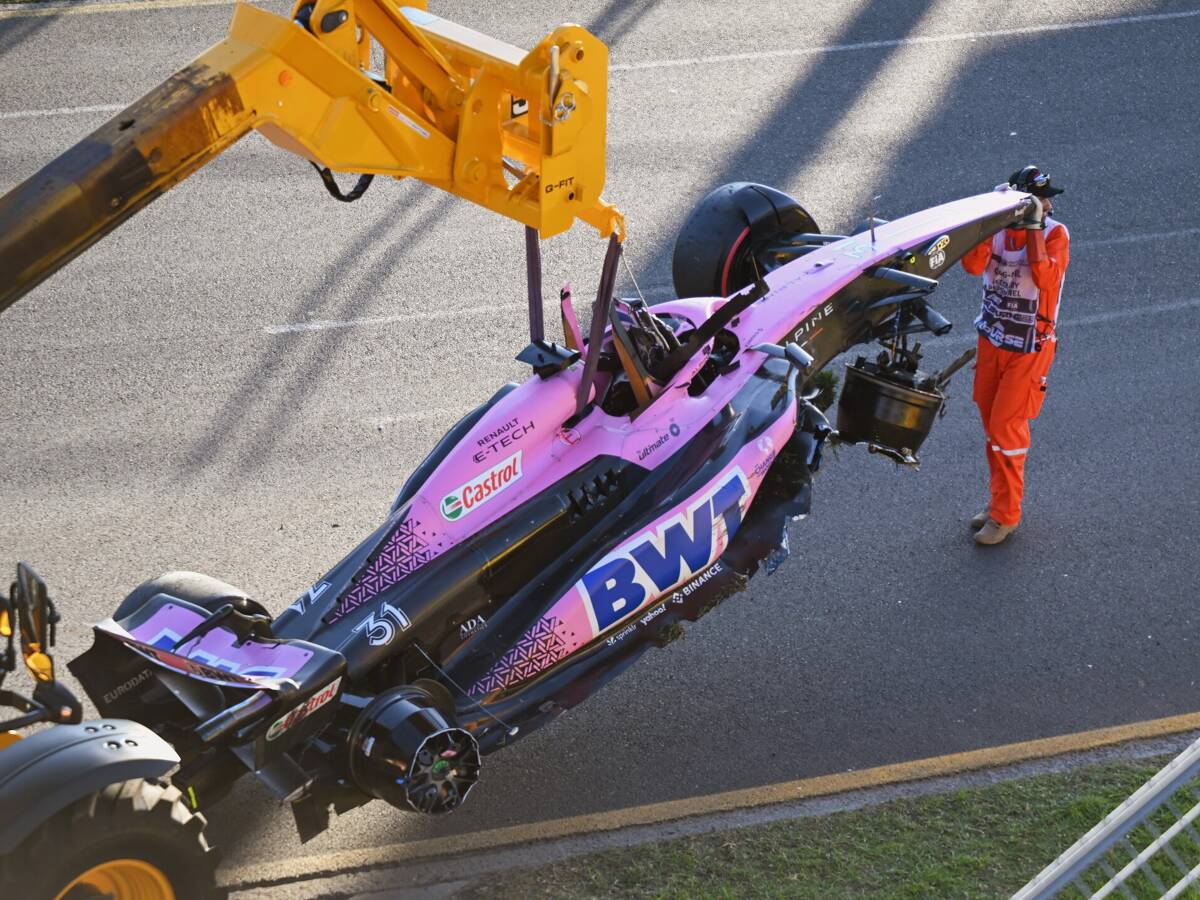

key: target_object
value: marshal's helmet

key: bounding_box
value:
[1009,165,1064,198]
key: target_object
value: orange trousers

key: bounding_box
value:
[972,336,1056,526]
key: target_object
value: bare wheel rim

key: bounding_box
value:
[55,858,176,900]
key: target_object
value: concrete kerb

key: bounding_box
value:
[222,711,1200,897]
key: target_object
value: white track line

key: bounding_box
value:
[265,228,1200,335]
[371,406,475,426]
[354,295,1199,443]
[941,296,1200,348]
[264,303,522,335]
[1058,297,1200,328]
[0,0,270,20]
[609,8,1200,72]
[3,8,1198,119]
[0,103,123,121]
[1078,227,1200,249]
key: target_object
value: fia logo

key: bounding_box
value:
[925,234,950,272]
[579,469,748,633]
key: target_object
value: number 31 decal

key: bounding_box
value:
[353,601,412,647]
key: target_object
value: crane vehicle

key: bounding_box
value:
[0,564,218,898]
[0,1,1037,893]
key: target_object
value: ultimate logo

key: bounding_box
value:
[441,451,524,521]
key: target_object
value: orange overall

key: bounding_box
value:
[961,220,1070,526]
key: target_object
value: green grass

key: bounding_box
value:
[461,758,1177,899]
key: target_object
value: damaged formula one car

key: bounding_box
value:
[0,0,1040,861]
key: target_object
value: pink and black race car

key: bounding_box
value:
[0,6,1045,890]
[60,180,1035,840]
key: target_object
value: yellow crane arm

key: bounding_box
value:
[0,1,625,313]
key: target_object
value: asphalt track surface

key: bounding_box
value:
[2,0,1199,873]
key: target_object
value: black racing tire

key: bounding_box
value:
[672,182,820,299]
[1,778,222,899]
[113,570,270,622]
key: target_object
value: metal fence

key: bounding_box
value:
[1015,736,1200,899]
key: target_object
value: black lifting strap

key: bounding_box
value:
[650,276,771,381]
[310,162,375,203]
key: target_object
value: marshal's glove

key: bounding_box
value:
[1015,195,1045,230]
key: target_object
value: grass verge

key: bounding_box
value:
[462,757,1169,899]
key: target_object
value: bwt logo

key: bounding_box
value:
[580,470,748,633]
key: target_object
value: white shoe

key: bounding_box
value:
[973,519,1017,545]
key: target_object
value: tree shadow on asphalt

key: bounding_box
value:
[173,190,457,483]
[617,0,1179,299]
[586,0,663,48]
[0,14,51,65]
[610,0,941,298]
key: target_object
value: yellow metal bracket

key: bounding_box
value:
[0,1,625,311]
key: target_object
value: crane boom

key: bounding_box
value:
[0,1,625,313]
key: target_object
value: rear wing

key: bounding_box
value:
[0,1,624,312]
[70,595,346,761]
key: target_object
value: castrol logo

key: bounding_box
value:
[441,451,523,521]
[266,676,342,741]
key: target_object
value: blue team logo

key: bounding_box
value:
[579,470,748,633]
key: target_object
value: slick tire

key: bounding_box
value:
[672,182,819,299]
[1,778,222,899]
[114,570,271,622]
